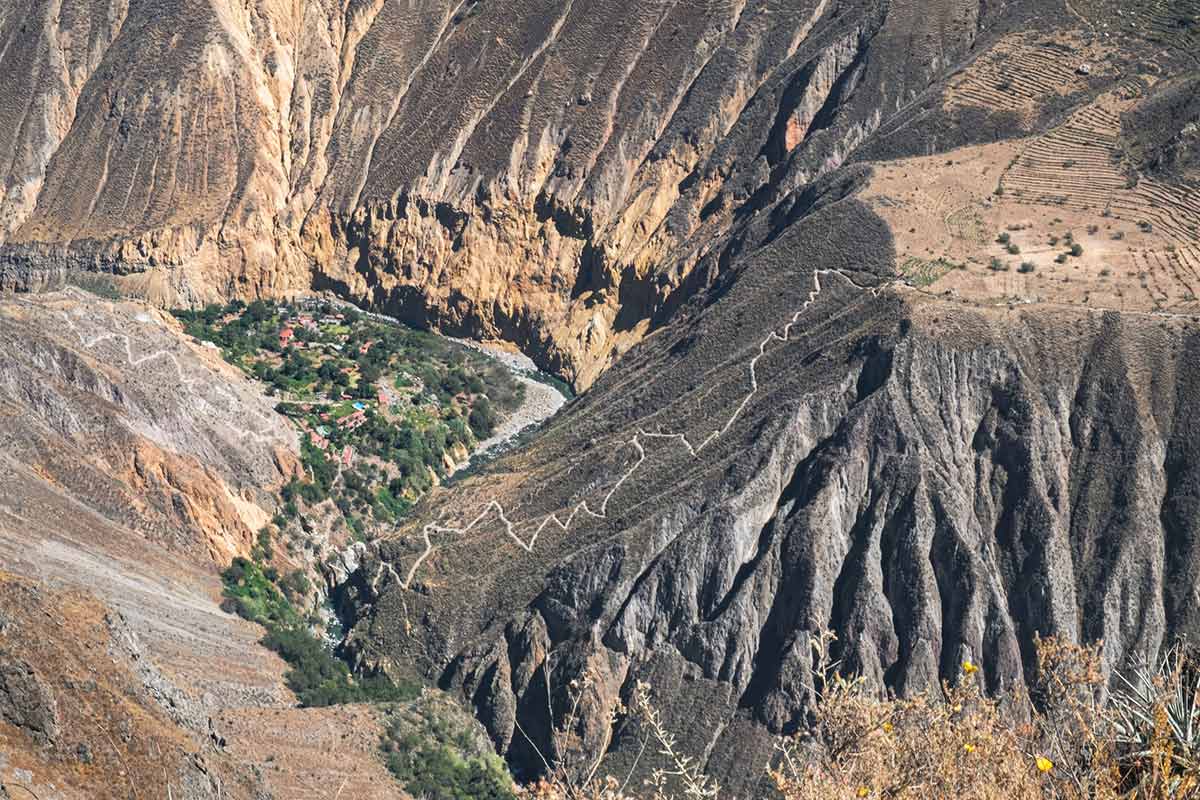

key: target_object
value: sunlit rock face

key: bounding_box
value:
[1,0,1000,389]
[7,0,1200,792]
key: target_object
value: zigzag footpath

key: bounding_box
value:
[13,287,286,447]
[373,268,883,592]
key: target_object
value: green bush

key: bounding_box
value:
[381,700,516,800]
[221,558,301,629]
[279,569,311,601]
[222,559,417,707]
[468,397,497,438]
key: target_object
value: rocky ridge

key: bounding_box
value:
[345,189,1200,792]
[4,0,1200,793]
[1,0,1028,389]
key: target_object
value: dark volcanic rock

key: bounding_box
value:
[0,650,59,745]
[344,189,1200,791]
[5,0,1200,793]
[1122,75,1200,185]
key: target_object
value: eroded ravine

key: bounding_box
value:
[373,268,886,592]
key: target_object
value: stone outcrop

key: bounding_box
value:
[0,651,59,746]
[0,0,1041,389]
[339,186,1200,790]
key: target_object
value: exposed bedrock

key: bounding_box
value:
[0,295,298,564]
[0,0,1050,388]
[340,189,1200,789]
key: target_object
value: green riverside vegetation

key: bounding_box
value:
[174,298,525,533]
[380,695,517,800]
[179,298,541,794]
[220,556,418,707]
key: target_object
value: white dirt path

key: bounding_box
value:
[16,288,289,447]
[376,268,883,592]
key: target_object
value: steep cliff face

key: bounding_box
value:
[0,573,266,799]
[0,0,1037,387]
[334,183,1200,789]
[0,291,297,563]
[7,0,1200,792]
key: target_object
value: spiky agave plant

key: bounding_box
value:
[1109,643,1200,788]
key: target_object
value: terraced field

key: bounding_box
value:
[1130,246,1200,308]
[1112,177,1200,243]
[1001,103,1129,211]
[1003,90,1200,245]
[991,87,1200,309]
[945,33,1099,116]
[1073,0,1200,60]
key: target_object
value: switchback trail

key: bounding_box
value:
[376,268,883,591]
[14,288,287,448]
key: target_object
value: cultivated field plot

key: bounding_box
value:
[994,87,1200,308]
[1000,102,1130,213]
[865,78,1200,315]
[1000,82,1199,243]
[944,32,1109,118]
[1071,0,1200,59]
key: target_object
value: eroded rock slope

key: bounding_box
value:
[343,182,1200,792]
[5,0,1200,793]
[2,0,1044,388]
[0,292,406,798]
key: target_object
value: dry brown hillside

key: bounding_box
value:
[1,0,1199,795]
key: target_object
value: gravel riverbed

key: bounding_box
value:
[445,336,568,472]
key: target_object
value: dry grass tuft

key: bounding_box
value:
[526,633,1200,799]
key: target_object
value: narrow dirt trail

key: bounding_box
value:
[20,288,287,447]
[377,268,883,591]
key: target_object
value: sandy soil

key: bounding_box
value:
[215,704,405,800]
[863,105,1199,315]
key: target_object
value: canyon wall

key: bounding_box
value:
[8,0,1200,791]
[341,188,1200,792]
[0,0,1024,388]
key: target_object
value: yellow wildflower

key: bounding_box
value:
[1036,756,1054,773]
[952,703,963,713]
[962,660,979,675]
[963,743,976,754]
[882,721,893,733]
[856,787,870,798]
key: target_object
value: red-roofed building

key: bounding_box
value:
[341,446,353,467]
[338,409,367,431]
[279,327,295,348]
